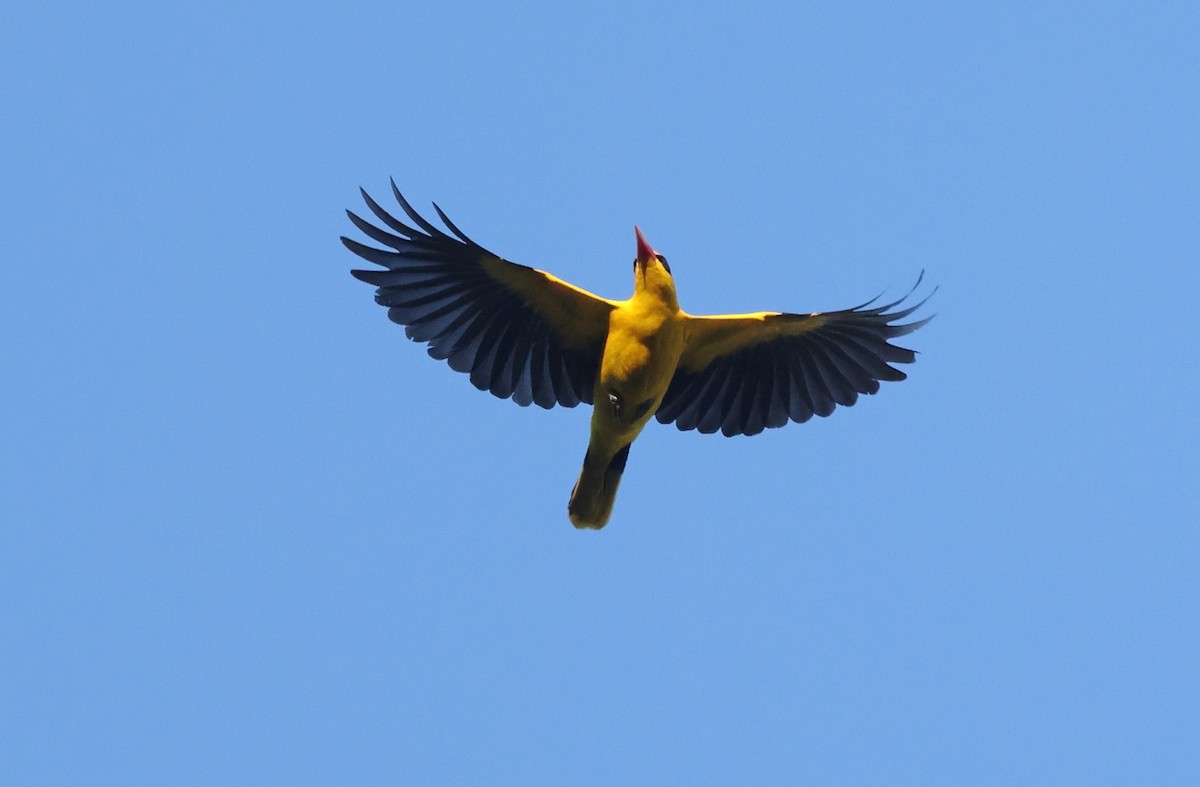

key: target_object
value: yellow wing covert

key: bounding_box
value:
[343,181,616,408]
[656,276,933,436]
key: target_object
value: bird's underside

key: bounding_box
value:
[343,180,933,528]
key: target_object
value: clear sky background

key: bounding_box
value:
[3,2,1197,784]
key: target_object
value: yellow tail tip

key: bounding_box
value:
[568,510,608,530]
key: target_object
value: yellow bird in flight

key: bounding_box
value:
[343,181,933,529]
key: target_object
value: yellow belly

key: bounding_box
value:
[592,300,685,444]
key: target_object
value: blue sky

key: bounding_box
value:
[3,1,1197,783]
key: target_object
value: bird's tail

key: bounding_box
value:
[567,443,631,529]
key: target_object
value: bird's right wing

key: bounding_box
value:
[343,181,617,408]
[655,277,933,436]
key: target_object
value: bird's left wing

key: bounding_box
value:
[343,181,617,408]
[656,277,933,436]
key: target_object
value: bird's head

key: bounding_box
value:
[633,225,677,305]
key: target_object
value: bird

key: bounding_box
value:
[342,180,933,529]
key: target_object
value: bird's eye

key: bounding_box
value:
[655,254,671,274]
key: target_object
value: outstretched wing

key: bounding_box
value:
[343,181,616,408]
[655,276,934,436]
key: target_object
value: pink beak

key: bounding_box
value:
[634,225,656,267]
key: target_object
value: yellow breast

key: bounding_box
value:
[600,297,685,403]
